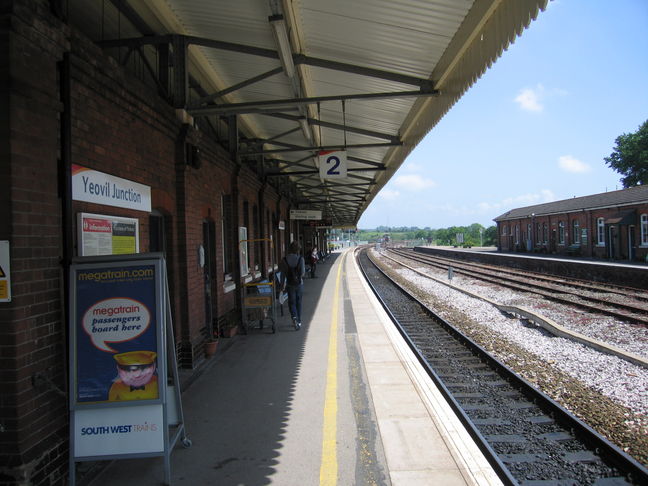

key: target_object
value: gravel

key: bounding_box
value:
[370,249,648,465]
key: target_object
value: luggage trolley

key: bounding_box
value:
[241,237,278,333]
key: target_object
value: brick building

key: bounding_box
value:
[0,2,327,483]
[494,185,648,262]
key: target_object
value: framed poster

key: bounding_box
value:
[0,241,10,302]
[70,257,164,406]
[78,212,140,256]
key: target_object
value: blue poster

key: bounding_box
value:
[74,264,159,404]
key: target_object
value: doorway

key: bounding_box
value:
[203,220,218,338]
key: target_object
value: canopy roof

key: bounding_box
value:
[73,0,549,227]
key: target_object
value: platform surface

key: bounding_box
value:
[85,249,502,486]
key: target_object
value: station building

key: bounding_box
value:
[494,185,648,262]
[0,0,551,484]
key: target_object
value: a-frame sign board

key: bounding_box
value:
[68,253,190,485]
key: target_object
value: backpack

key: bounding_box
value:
[284,256,302,286]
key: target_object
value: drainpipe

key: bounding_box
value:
[59,51,72,394]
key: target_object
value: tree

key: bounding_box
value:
[604,119,648,187]
[484,226,498,246]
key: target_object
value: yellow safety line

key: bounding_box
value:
[319,253,344,485]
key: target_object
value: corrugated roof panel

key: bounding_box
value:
[298,0,471,75]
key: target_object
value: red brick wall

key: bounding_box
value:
[1,2,299,483]
[0,2,69,484]
[497,204,648,261]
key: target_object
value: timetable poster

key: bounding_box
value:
[74,264,159,404]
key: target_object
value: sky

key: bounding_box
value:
[357,0,648,230]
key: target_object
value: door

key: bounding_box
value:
[607,226,616,259]
[203,220,217,337]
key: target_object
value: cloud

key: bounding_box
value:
[402,162,423,172]
[478,189,556,212]
[558,155,591,173]
[393,174,437,191]
[514,84,544,112]
[378,188,400,200]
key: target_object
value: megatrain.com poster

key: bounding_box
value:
[73,263,160,404]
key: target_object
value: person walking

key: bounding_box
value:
[280,241,305,330]
[309,245,319,278]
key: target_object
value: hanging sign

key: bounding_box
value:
[72,164,151,212]
[290,209,322,220]
[0,241,10,302]
[319,150,347,179]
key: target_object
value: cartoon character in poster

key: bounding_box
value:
[109,350,159,401]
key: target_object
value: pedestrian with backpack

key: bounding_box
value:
[280,241,305,330]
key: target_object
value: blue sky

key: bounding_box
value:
[358,0,648,230]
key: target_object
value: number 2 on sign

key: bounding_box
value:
[326,156,341,175]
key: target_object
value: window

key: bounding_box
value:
[597,217,605,245]
[515,224,520,245]
[149,210,167,254]
[527,223,531,242]
[572,220,580,244]
[253,204,260,270]
[558,221,565,244]
[537,223,542,244]
[542,223,548,243]
[222,195,234,275]
[242,201,250,274]
[239,226,248,276]
[641,214,648,246]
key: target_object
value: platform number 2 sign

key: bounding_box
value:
[319,150,347,179]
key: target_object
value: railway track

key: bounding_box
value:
[358,248,648,486]
[386,248,648,326]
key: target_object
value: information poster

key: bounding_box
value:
[78,213,139,256]
[73,263,159,404]
[0,241,10,302]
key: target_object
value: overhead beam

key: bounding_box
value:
[98,35,433,88]
[347,156,386,168]
[265,166,386,176]
[295,199,364,204]
[297,182,374,190]
[293,54,434,90]
[242,142,400,156]
[188,90,438,117]
[192,67,284,106]
[264,113,401,143]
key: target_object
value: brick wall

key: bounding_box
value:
[497,203,648,262]
[0,1,69,484]
[1,1,298,483]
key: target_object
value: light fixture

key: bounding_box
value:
[299,117,312,142]
[268,14,295,79]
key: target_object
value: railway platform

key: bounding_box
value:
[84,248,502,486]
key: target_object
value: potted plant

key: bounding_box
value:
[204,316,219,357]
